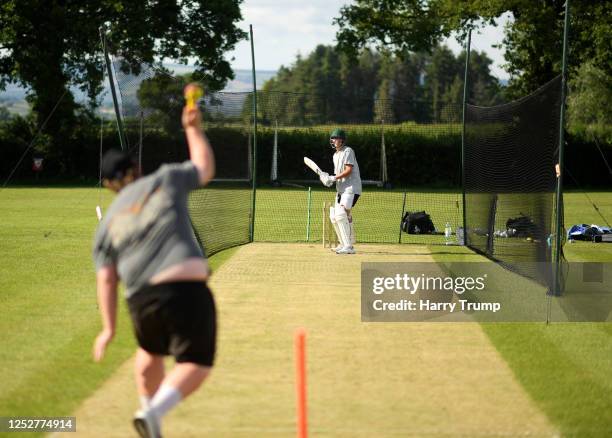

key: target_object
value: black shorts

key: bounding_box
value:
[337,193,360,207]
[127,281,216,366]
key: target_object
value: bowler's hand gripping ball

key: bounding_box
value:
[184,83,203,110]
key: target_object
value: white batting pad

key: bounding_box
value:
[330,206,341,246]
[334,207,352,248]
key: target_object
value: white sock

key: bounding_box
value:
[149,384,182,420]
[139,395,152,409]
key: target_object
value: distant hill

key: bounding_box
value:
[1,66,507,116]
[224,69,277,92]
[0,66,278,115]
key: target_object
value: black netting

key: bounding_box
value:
[106,45,252,256]
[464,75,562,285]
[105,40,464,249]
[254,91,461,186]
[251,93,462,246]
[253,188,462,245]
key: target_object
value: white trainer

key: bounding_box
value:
[330,244,343,252]
[335,246,356,254]
[133,409,162,438]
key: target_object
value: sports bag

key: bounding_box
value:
[402,211,435,234]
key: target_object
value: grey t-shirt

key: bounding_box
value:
[333,145,362,194]
[93,161,204,296]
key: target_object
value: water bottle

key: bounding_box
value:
[444,222,452,245]
[457,227,465,245]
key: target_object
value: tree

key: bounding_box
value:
[458,50,504,106]
[0,105,10,122]
[334,0,612,98]
[374,53,396,124]
[567,61,612,129]
[423,46,461,121]
[137,71,191,136]
[338,48,380,122]
[256,43,503,125]
[0,0,246,167]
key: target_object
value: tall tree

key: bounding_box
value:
[458,50,504,106]
[374,52,396,124]
[334,0,612,98]
[567,61,612,129]
[338,48,380,122]
[423,45,461,121]
[258,44,502,125]
[0,0,246,163]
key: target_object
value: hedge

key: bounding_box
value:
[1,119,610,188]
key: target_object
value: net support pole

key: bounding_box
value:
[380,118,388,187]
[398,191,407,244]
[461,29,471,246]
[249,24,258,242]
[138,110,144,174]
[271,119,278,183]
[99,28,127,151]
[553,0,571,297]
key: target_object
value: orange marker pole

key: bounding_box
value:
[295,328,307,438]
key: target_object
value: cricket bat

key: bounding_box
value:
[304,157,323,176]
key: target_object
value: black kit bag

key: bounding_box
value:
[402,211,436,234]
[506,214,539,238]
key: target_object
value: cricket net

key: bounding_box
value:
[104,40,252,256]
[464,75,563,286]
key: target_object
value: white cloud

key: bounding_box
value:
[443,13,513,80]
[227,1,512,80]
[226,0,349,70]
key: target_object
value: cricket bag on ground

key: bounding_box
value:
[402,211,436,234]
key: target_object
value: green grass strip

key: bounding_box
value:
[481,322,612,437]
[0,188,238,437]
[429,243,612,436]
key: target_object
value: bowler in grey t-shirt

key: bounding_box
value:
[91,86,217,438]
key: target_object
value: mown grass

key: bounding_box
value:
[0,187,237,437]
[0,186,610,436]
[254,187,612,260]
[254,186,462,244]
[479,322,612,437]
[427,190,612,437]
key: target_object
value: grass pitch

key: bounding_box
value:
[71,243,555,437]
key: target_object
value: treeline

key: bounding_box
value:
[250,45,504,126]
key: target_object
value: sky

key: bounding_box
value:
[226,0,512,80]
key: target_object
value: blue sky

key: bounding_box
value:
[226,0,512,80]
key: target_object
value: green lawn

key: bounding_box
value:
[0,186,610,436]
[0,187,237,436]
[254,186,463,244]
[428,191,612,437]
[254,187,612,260]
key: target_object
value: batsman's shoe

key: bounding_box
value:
[133,409,162,438]
[336,246,356,254]
[330,244,342,252]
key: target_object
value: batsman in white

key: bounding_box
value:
[92,84,215,438]
[322,128,362,254]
